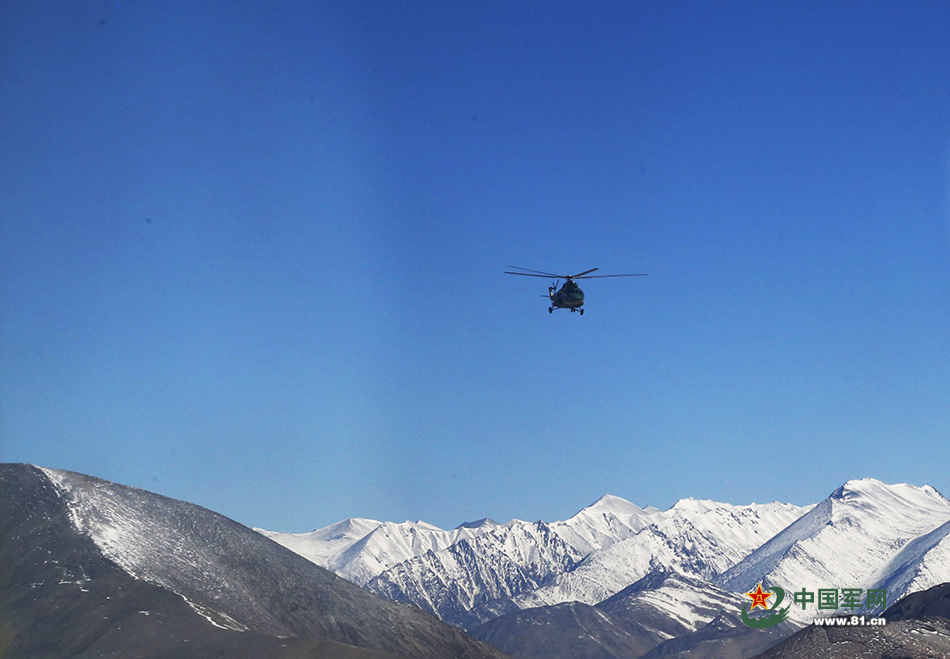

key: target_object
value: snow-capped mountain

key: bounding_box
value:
[258,493,668,628]
[264,493,808,634]
[367,521,584,629]
[513,498,809,609]
[258,517,498,585]
[257,492,652,587]
[256,517,383,575]
[265,493,809,626]
[263,477,950,658]
[716,478,950,620]
[548,493,660,555]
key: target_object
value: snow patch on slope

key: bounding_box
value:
[872,519,950,599]
[604,573,746,634]
[41,467,251,632]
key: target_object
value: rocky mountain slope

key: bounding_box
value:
[751,582,950,659]
[470,571,749,659]
[0,464,510,659]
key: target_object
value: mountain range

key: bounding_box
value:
[259,493,810,626]
[260,476,950,658]
[6,464,950,659]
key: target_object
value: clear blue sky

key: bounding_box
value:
[3,1,949,532]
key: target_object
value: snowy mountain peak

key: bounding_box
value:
[715,478,950,621]
[586,494,645,514]
[457,518,500,530]
[261,513,502,586]
[830,478,949,507]
[823,479,950,529]
[669,497,718,514]
[830,477,894,500]
[256,517,384,576]
[319,517,383,538]
[255,476,950,640]
[549,494,655,555]
[411,520,444,530]
[366,519,585,628]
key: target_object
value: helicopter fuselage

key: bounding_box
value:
[549,280,585,313]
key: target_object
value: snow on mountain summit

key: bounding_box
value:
[715,477,950,619]
[255,517,382,575]
[260,494,650,586]
[457,518,501,530]
[261,516,497,585]
[516,498,809,609]
[828,478,949,517]
[549,493,654,555]
[590,493,645,513]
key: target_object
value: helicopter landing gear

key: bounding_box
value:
[580,308,584,315]
[549,306,553,313]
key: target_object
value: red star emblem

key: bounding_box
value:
[746,583,773,611]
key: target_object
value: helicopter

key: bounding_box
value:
[505,265,647,314]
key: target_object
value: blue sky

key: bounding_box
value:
[2,2,949,532]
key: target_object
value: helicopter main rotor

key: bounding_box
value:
[504,265,647,280]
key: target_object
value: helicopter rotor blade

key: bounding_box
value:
[506,265,648,280]
[505,265,564,278]
[570,268,600,278]
[505,271,562,279]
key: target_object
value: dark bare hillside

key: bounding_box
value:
[0,464,510,659]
